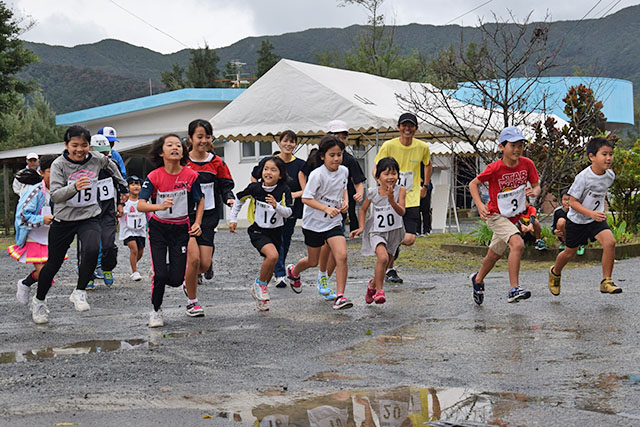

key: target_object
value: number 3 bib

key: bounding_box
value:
[497,184,526,217]
[155,188,188,219]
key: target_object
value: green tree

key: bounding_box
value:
[4,92,65,149]
[609,141,640,230]
[160,43,221,90]
[0,2,38,141]
[160,64,186,91]
[256,40,280,78]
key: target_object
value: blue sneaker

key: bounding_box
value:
[507,286,531,303]
[317,275,330,296]
[103,271,114,286]
[470,272,484,305]
[85,279,95,290]
[94,267,105,279]
[324,288,337,301]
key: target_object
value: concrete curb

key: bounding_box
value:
[440,243,640,261]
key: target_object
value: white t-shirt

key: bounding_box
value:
[119,199,147,240]
[302,165,348,232]
[567,166,615,224]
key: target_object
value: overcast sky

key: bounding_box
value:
[8,0,636,54]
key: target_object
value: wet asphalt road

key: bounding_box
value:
[0,228,639,426]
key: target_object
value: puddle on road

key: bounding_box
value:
[0,328,216,364]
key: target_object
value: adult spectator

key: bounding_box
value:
[12,152,40,196]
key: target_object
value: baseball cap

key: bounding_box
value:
[397,112,418,126]
[26,152,39,160]
[327,120,348,134]
[90,134,112,152]
[98,126,118,142]
[499,126,526,144]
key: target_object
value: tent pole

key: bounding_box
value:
[3,161,9,235]
[452,154,460,233]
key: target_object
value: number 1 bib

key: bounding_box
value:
[373,204,403,232]
[155,188,188,219]
[497,184,526,217]
[254,200,284,228]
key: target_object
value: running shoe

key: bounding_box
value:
[507,286,531,303]
[317,275,331,296]
[251,282,270,301]
[577,245,585,256]
[69,289,90,312]
[148,309,163,328]
[333,296,353,310]
[16,280,31,305]
[323,288,337,301]
[186,302,205,317]
[103,270,114,286]
[287,264,302,294]
[94,267,105,279]
[373,289,386,304]
[365,278,376,304]
[470,272,484,305]
[385,269,403,284]
[274,276,287,288]
[558,243,566,250]
[197,274,203,286]
[535,239,547,251]
[31,296,49,324]
[130,271,142,281]
[256,299,270,312]
[600,278,622,294]
[182,282,188,297]
[85,279,95,290]
[204,264,214,280]
[548,266,561,296]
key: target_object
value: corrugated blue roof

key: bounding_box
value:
[452,77,634,125]
[56,88,245,125]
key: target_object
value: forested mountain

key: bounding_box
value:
[18,5,640,113]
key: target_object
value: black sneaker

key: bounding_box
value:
[204,264,214,280]
[470,272,484,305]
[197,274,203,286]
[385,269,403,284]
[507,286,531,303]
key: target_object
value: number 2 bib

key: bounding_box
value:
[155,188,188,219]
[254,200,284,228]
[67,179,98,207]
[497,184,526,217]
[373,204,403,232]
[582,190,605,211]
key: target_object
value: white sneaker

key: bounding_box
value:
[69,289,90,312]
[250,282,270,301]
[149,309,164,328]
[31,296,49,324]
[130,271,142,281]
[16,280,31,305]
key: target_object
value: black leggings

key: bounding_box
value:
[148,218,189,310]
[37,217,101,300]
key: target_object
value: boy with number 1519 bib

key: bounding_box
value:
[468,126,541,305]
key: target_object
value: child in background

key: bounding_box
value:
[138,134,204,328]
[548,137,620,296]
[515,198,546,251]
[119,175,147,281]
[10,156,56,306]
[350,157,406,305]
[229,156,293,311]
[468,126,540,305]
[552,190,573,251]
[32,126,127,324]
[287,135,353,310]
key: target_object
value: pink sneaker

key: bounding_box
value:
[373,289,386,304]
[365,278,376,304]
[287,264,302,294]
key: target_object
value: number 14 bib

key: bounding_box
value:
[497,184,526,217]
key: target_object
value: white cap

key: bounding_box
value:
[26,152,39,160]
[90,134,111,152]
[328,120,348,134]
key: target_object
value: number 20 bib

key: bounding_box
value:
[497,184,526,217]
[373,204,403,232]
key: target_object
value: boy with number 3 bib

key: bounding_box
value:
[468,126,541,305]
[548,137,620,296]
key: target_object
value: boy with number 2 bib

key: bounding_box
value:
[468,126,541,305]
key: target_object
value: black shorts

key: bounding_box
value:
[190,213,218,247]
[248,224,282,256]
[302,225,344,248]
[565,218,610,248]
[124,236,145,250]
[403,206,420,235]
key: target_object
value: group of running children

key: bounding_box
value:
[8,114,622,328]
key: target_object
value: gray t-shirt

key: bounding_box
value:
[567,166,615,224]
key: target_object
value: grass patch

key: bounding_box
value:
[0,236,14,251]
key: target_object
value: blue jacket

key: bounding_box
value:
[111,149,127,179]
[14,182,49,247]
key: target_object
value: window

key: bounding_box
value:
[241,141,273,161]
[213,141,225,159]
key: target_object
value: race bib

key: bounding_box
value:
[201,182,215,211]
[259,415,289,427]
[373,204,403,232]
[398,171,414,191]
[582,190,605,211]
[126,212,146,230]
[97,177,115,201]
[67,179,98,207]
[254,200,284,229]
[307,406,348,427]
[497,184,526,217]
[155,188,188,219]
[378,399,409,427]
